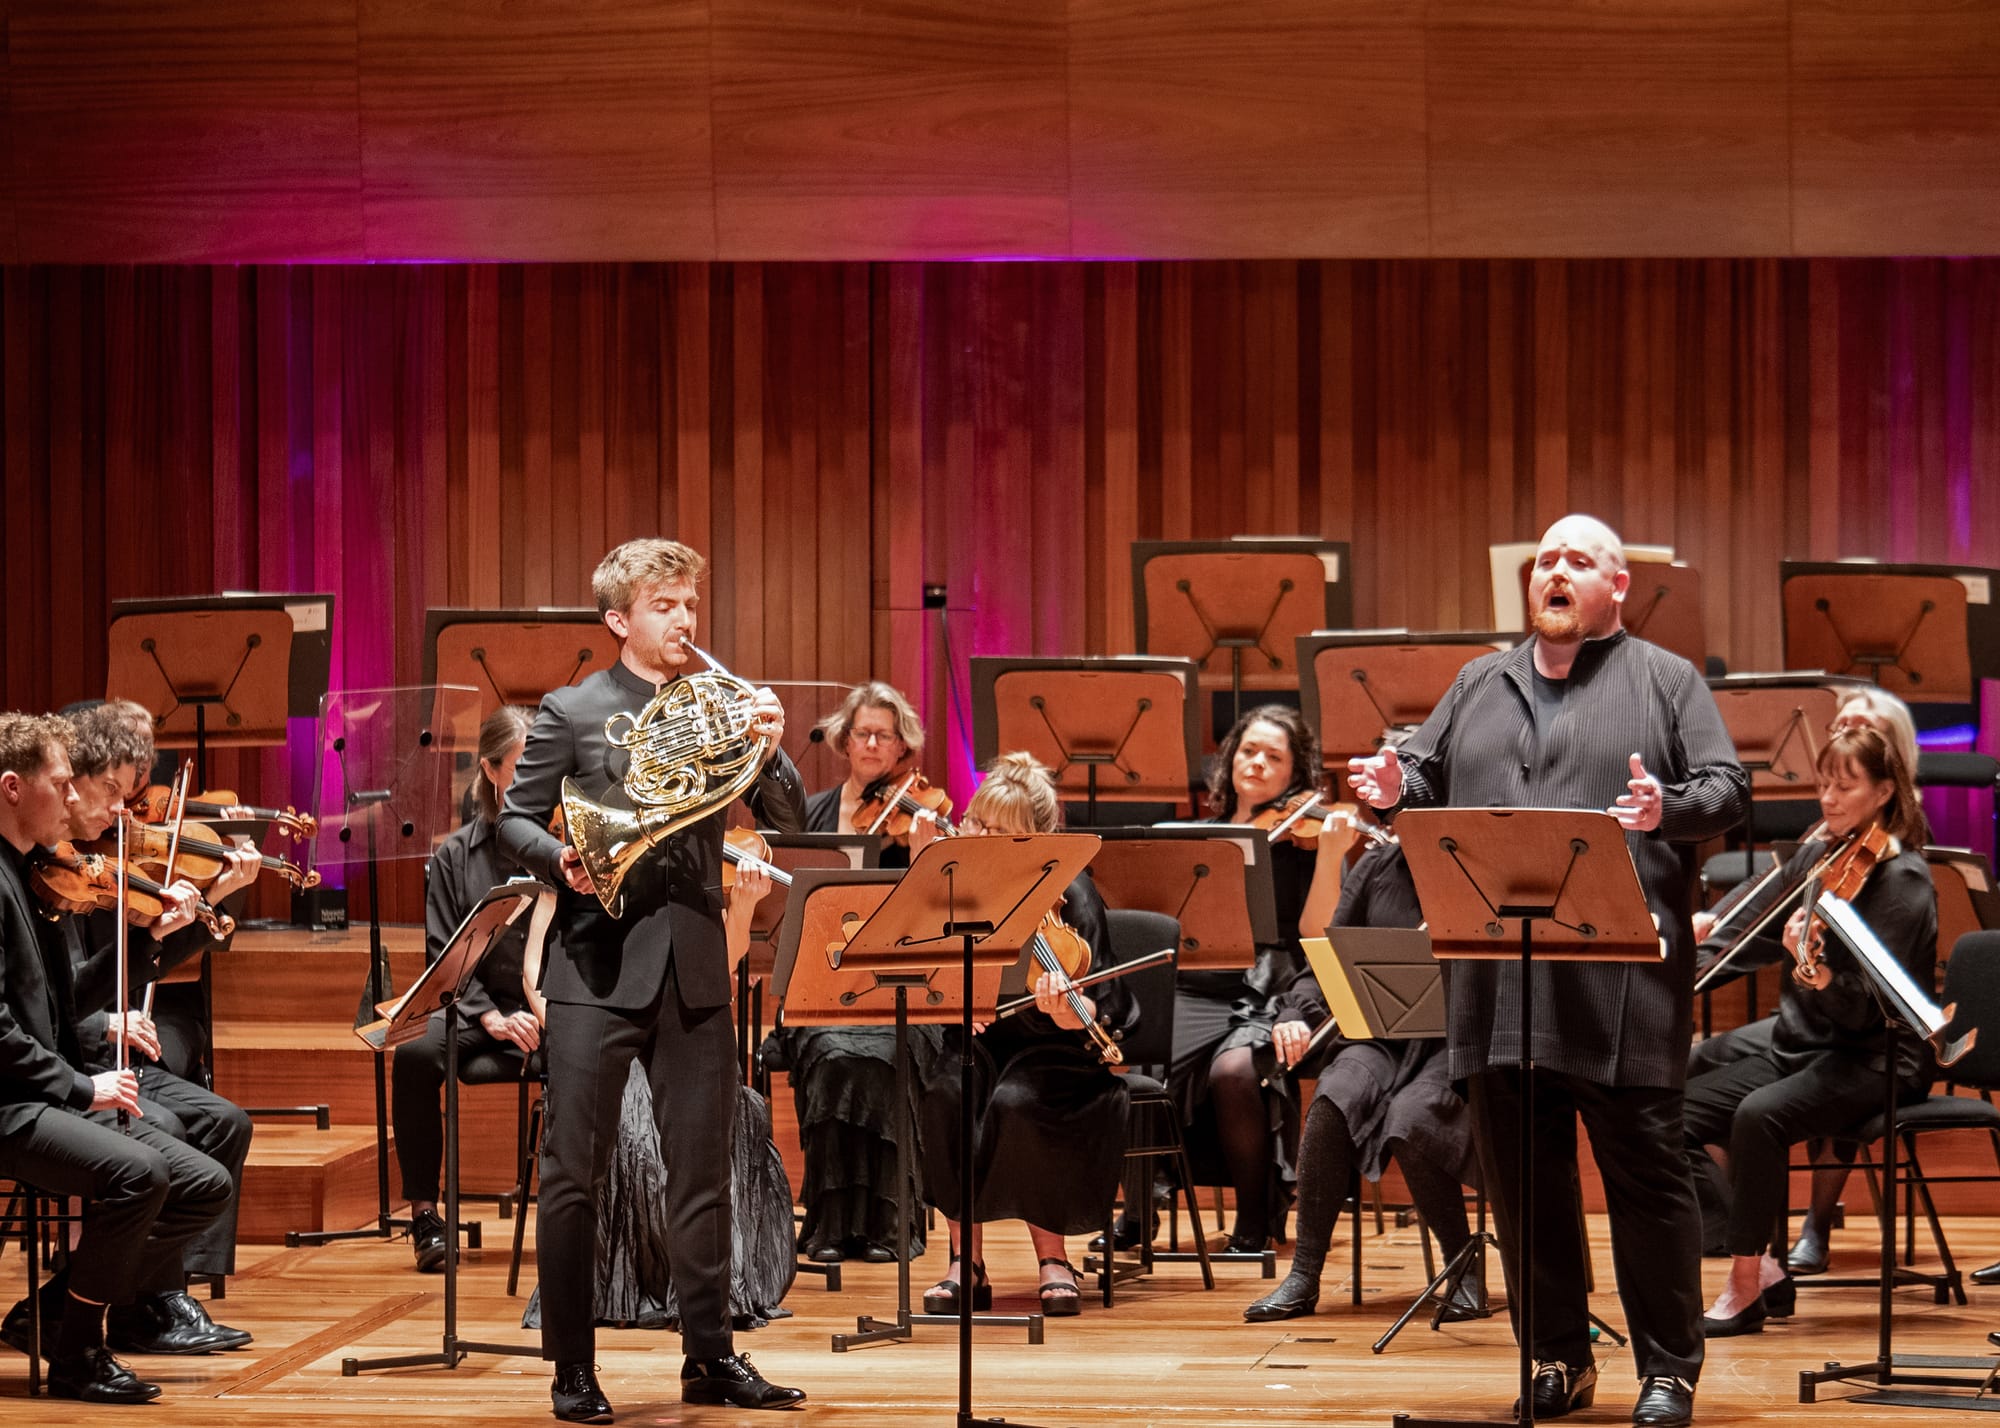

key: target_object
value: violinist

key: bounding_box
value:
[1683,725,1936,1336]
[393,705,541,1274]
[1243,835,1482,1323]
[1136,705,1352,1257]
[0,713,230,1404]
[781,681,937,1264]
[908,752,1136,1317]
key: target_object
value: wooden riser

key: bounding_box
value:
[238,1127,399,1244]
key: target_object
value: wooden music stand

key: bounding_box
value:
[1927,847,2000,982]
[344,881,548,1376]
[1297,631,1514,773]
[422,608,615,722]
[1085,826,1277,971]
[1392,807,1659,1428]
[1707,673,1867,800]
[1132,537,1352,732]
[971,656,1201,824]
[1782,560,2000,707]
[107,592,333,788]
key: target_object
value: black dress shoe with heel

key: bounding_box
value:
[47,1346,161,1404]
[1761,1276,1796,1318]
[1972,1259,2000,1287]
[1513,1360,1597,1419]
[551,1361,612,1423]
[1788,1224,1830,1276]
[1242,1270,1320,1323]
[1701,1295,1766,1337]
[1632,1375,1695,1427]
[681,1352,806,1409]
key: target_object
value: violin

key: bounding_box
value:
[722,827,794,890]
[1025,907,1122,1065]
[127,785,318,842]
[852,770,955,844]
[85,815,319,893]
[1793,822,1893,989]
[1251,790,1392,850]
[29,843,234,939]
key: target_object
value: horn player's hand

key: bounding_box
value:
[751,686,786,764]
[558,845,596,894]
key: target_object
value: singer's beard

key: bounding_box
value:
[1531,604,1584,642]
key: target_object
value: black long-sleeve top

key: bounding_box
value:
[1391,630,1750,1089]
[425,816,533,1022]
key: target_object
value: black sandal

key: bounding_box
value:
[922,1260,991,1314]
[1037,1258,1081,1317]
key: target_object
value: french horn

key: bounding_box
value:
[561,641,772,917]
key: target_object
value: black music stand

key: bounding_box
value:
[1132,538,1352,732]
[1297,631,1513,773]
[971,656,1201,824]
[1782,561,2000,712]
[286,683,482,1249]
[829,836,1098,1428]
[343,881,549,1375]
[1795,892,1984,1410]
[1392,808,1660,1428]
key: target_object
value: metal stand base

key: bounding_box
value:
[1374,1232,1496,1354]
[837,1309,1047,1353]
[1801,1352,2000,1408]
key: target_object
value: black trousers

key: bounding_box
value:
[1681,1026,1912,1258]
[151,981,209,1086]
[0,1104,231,1304]
[538,960,738,1364]
[134,1065,253,1277]
[1468,1069,1704,1384]
[390,1012,525,1204]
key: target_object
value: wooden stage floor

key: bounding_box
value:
[5,1212,1997,1426]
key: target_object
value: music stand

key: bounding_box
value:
[971,657,1201,824]
[285,684,482,1249]
[1707,674,1865,801]
[1085,827,1277,971]
[1298,632,1513,773]
[1782,561,2000,710]
[1796,892,1983,1410]
[343,881,549,1375]
[1391,808,1661,1428]
[1132,538,1352,732]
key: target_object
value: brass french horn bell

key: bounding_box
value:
[561,641,772,918]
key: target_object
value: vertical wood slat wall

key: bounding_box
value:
[4,258,1998,917]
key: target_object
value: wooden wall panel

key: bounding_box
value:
[1793,0,2000,255]
[6,257,2000,918]
[1068,0,1429,258]
[356,0,715,261]
[1427,0,1793,256]
[709,0,1070,259]
[9,1,365,263]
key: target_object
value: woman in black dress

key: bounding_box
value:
[911,753,1138,1317]
[1156,706,1352,1253]
[780,681,939,1262]
[1242,838,1481,1321]
[1684,725,1938,1336]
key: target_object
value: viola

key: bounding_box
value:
[1250,790,1392,850]
[1794,822,1893,989]
[852,770,956,844]
[127,784,318,842]
[721,827,794,891]
[28,842,234,939]
[86,815,321,892]
[1024,907,1122,1065]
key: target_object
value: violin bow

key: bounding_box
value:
[142,764,194,1021]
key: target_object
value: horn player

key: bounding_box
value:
[499,537,809,1421]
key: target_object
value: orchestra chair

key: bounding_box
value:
[1789,932,2000,1307]
[0,1178,81,1397]
[506,1053,548,1297]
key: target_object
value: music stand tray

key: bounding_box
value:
[1782,560,2000,707]
[1086,826,1278,971]
[1297,631,1513,772]
[1707,672,1869,800]
[1392,808,1659,1428]
[343,881,549,1375]
[971,656,1201,823]
[422,608,616,722]
[1132,538,1352,718]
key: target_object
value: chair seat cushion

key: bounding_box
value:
[1848,1094,2000,1141]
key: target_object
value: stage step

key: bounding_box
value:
[238,1125,398,1244]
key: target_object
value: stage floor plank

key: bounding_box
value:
[5,1214,1997,1424]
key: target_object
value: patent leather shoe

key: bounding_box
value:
[1972,1259,2000,1287]
[1987,1330,2000,1348]
[411,1207,448,1273]
[858,1242,897,1264]
[106,1293,241,1355]
[47,1345,162,1404]
[1242,1270,1320,1323]
[1632,1375,1695,1427]
[680,1352,807,1409]
[551,1361,612,1422]
[1701,1296,1766,1337]
[1512,1360,1597,1419]
[801,1237,842,1264]
[1788,1225,1830,1276]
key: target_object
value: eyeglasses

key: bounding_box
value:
[960,814,987,835]
[850,730,903,746]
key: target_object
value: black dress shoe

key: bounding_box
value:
[801,1239,842,1264]
[1513,1360,1597,1419]
[681,1353,806,1410]
[551,1361,612,1422]
[1700,1296,1766,1338]
[1223,1231,1272,1255]
[1987,1330,2000,1348]
[1972,1259,2000,1287]
[858,1242,896,1264]
[1788,1225,1830,1276]
[1632,1375,1695,1427]
[106,1294,240,1355]
[47,1345,162,1404]
[157,1291,252,1349]
[1243,1270,1320,1323]
[1760,1276,1796,1318]
[411,1208,448,1273]
[1088,1213,1157,1253]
